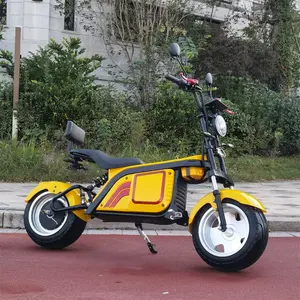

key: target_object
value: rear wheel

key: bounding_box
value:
[192,200,268,271]
[24,192,86,249]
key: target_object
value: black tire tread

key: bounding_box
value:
[192,200,269,272]
[24,197,86,250]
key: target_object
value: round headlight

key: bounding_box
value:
[215,115,227,137]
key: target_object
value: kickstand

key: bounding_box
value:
[135,223,158,254]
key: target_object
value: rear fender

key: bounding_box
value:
[188,189,266,232]
[25,181,90,222]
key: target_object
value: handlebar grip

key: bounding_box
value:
[165,74,181,86]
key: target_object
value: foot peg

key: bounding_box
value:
[135,223,157,254]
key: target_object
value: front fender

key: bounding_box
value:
[188,189,266,232]
[25,181,90,222]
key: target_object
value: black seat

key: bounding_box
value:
[65,121,142,169]
[70,149,144,170]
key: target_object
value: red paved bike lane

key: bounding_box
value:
[0,234,299,300]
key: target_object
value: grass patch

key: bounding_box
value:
[0,141,102,182]
[0,141,299,182]
[226,155,300,182]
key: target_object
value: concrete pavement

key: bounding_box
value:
[0,181,300,231]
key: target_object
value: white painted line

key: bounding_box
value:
[156,230,191,236]
[84,229,123,235]
[269,232,296,237]
[290,232,300,237]
[121,230,139,235]
[0,228,20,233]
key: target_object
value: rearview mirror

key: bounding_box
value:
[205,73,213,86]
[169,43,181,57]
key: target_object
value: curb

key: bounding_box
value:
[1,228,300,237]
[1,210,300,232]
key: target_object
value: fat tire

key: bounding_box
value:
[24,196,86,250]
[192,200,269,272]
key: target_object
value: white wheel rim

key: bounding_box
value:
[198,203,250,257]
[28,192,68,237]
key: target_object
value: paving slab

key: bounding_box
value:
[0,181,299,231]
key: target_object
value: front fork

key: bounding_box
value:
[196,92,228,232]
[202,131,228,232]
[211,175,227,232]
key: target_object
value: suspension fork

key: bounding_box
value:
[195,91,227,232]
[216,136,227,174]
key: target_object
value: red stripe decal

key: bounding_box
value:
[109,188,131,208]
[104,182,131,208]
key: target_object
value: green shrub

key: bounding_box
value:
[215,76,284,155]
[17,38,103,140]
[145,81,203,156]
[1,37,300,158]
[73,87,145,154]
[0,82,13,139]
[143,77,299,157]
[0,38,103,141]
[279,98,300,155]
[0,38,148,155]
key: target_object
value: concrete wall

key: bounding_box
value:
[3,0,51,55]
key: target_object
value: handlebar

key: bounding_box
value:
[165,73,199,89]
[165,75,235,116]
[165,74,182,86]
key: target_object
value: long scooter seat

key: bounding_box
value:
[70,149,144,170]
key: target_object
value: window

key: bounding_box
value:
[64,0,75,31]
[252,1,264,11]
[0,0,7,25]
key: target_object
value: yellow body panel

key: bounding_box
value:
[108,155,204,178]
[97,169,175,213]
[188,189,266,232]
[25,181,90,222]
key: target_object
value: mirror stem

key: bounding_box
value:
[207,86,213,99]
[177,57,187,77]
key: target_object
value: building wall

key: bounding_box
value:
[4,0,51,54]
[0,0,263,84]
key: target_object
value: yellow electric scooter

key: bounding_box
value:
[24,43,269,272]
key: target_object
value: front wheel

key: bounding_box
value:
[192,200,269,272]
[24,192,86,249]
